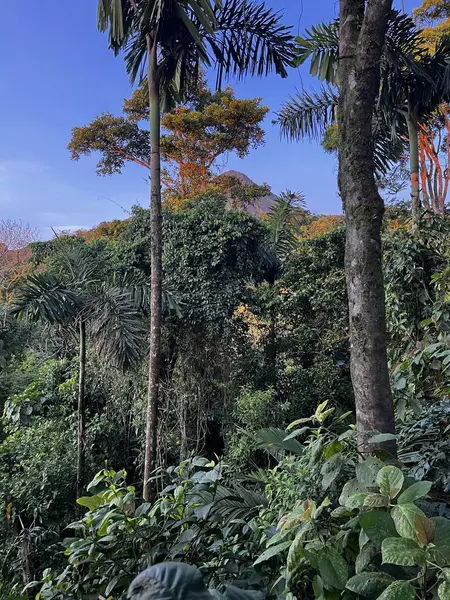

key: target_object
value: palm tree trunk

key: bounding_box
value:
[143,34,163,501]
[407,112,421,234]
[339,0,396,457]
[76,320,86,498]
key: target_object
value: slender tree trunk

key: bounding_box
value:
[143,35,163,501]
[407,112,421,234]
[338,0,396,456]
[76,320,86,498]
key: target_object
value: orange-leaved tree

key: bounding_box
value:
[69,79,268,204]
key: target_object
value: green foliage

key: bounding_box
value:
[258,458,450,600]
[163,195,266,328]
[30,459,268,598]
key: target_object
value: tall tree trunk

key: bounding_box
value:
[143,35,163,501]
[338,0,396,456]
[76,320,86,498]
[407,111,421,234]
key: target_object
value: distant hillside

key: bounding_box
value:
[220,169,277,214]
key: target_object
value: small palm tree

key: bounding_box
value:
[260,190,305,386]
[97,0,296,499]
[12,244,145,497]
[277,11,450,231]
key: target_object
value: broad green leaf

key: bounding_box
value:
[86,472,106,491]
[439,582,450,600]
[324,439,343,460]
[397,481,432,504]
[97,509,116,536]
[321,455,343,490]
[317,546,348,590]
[317,408,335,423]
[346,572,394,597]
[432,517,450,549]
[381,537,426,566]
[356,457,383,488]
[363,494,389,508]
[331,506,353,519]
[283,426,310,441]
[359,511,398,545]
[346,493,368,509]
[391,503,427,541]
[315,400,329,421]
[339,478,367,508]
[355,542,378,573]
[376,466,404,499]
[415,514,435,546]
[312,575,323,599]
[76,495,103,511]
[377,581,415,600]
[287,417,311,430]
[254,541,291,565]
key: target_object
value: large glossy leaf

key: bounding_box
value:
[317,546,348,590]
[376,466,404,499]
[377,581,415,600]
[415,514,436,546]
[355,542,379,574]
[391,503,427,541]
[397,481,432,504]
[128,563,213,600]
[359,511,398,545]
[356,457,384,488]
[76,495,104,512]
[254,541,291,565]
[381,537,426,566]
[432,517,450,553]
[346,572,394,597]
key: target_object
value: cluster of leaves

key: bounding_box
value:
[257,459,450,600]
[30,458,268,599]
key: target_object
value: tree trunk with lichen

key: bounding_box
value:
[143,33,163,501]
[338,0,397,457]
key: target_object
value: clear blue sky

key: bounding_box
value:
[0,0,417,238]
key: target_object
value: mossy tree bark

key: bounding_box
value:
[338,0,397,456]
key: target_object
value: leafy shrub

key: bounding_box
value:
[257,460,450,600]
[30,458,268,599]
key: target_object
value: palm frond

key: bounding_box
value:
[277,86,337,141]
[208,0,296,88]
[190,482,266,530]
[295,20,339,84]
[89,286,146,369]
[266,191,304,262]
[97,0,136,52]
[114,271,183,317]
[11,273,82,325]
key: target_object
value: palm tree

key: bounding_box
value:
[261,191,305,387]
[277,11,450,231]
[97,0,296,499]
[12,244,145,497]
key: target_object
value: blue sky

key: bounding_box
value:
[0,0,417,238]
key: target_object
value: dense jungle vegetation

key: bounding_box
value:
[3,1,450,599]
